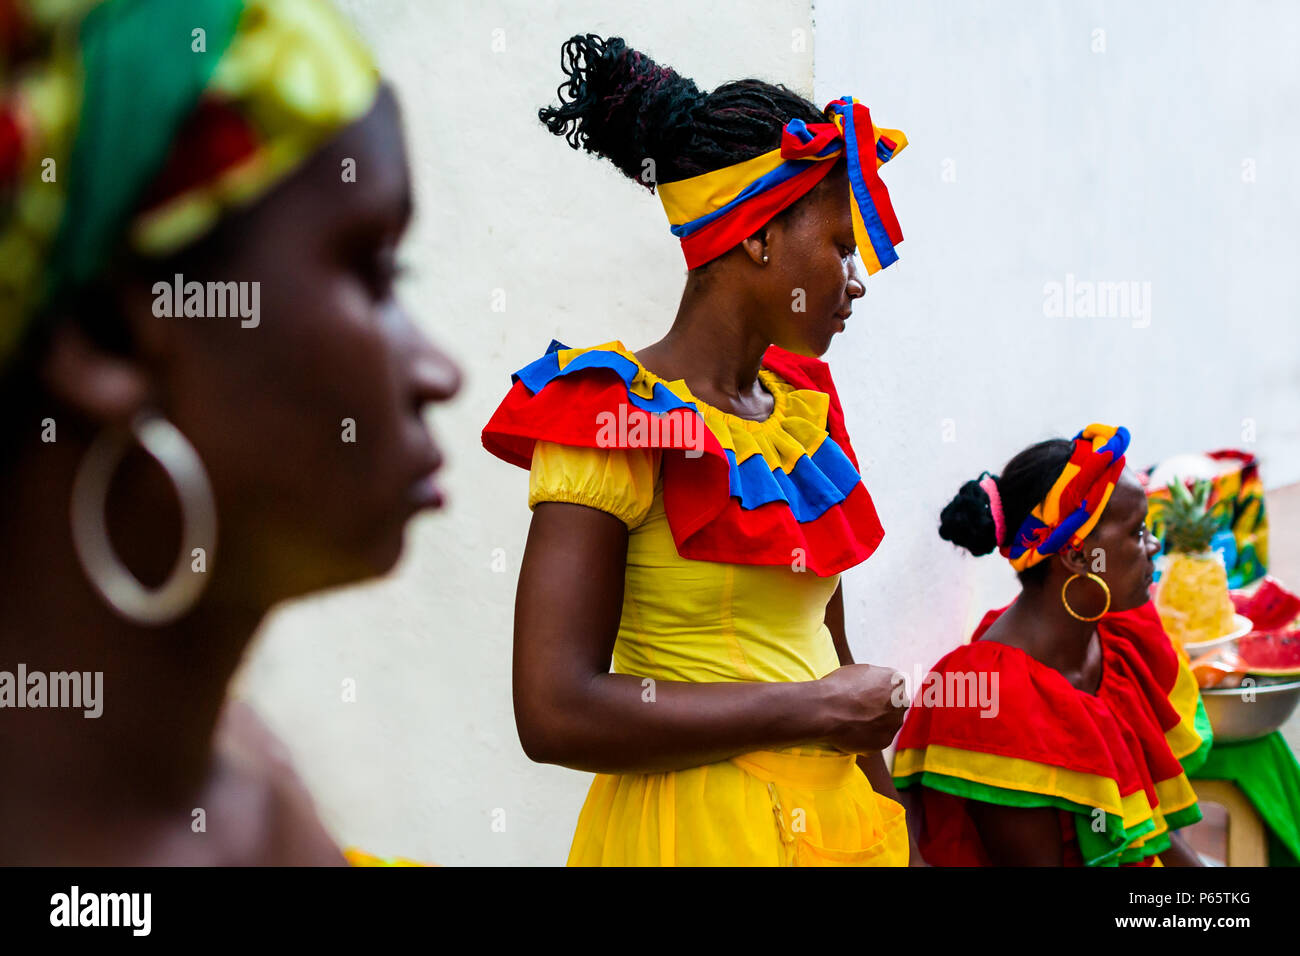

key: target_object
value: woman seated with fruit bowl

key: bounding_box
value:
[893,424,1211,866]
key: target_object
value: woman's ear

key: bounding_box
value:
[39,319,155,428]
[740,230,770,266]
[1058,546,1090,577]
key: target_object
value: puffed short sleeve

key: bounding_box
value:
[528,440,660,529]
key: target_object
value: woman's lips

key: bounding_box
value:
[408,471,445,510]
[407,443,446,511]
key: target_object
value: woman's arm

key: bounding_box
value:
[970,801,1202,867]
[512,503,903,775]
[964,801,1066,866]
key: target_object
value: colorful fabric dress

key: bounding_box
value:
[482,339,908,866]
[893,601,1212,866]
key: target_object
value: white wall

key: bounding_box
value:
[237,0,816,866]
[236,0,1299,866]
[814,0,1300,685]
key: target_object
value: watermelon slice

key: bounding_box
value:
[1237,630,1300,676]
[1232,577,1300,631]
[1228,578,1300,676]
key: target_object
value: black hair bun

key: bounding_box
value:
[939,475,1000,556]
[538,34,707,189]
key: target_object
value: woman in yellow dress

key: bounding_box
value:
[483,35,913,865]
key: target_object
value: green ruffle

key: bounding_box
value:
[1179,695,1215,776]
[897,769,1194,866]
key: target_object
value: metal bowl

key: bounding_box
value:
[1200,679,1300,743]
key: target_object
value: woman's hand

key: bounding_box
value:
[813,663,908,754]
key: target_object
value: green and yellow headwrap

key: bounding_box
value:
[0,0,378,367]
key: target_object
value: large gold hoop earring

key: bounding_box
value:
[1061,572,1111,622]
[70,411,217,626]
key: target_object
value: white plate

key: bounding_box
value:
[1183,614,1255,653]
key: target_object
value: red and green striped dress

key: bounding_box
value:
[893,601,1212,866]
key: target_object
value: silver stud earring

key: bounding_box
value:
[763,254,769,263]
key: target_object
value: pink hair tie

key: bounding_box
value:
[979,474,1006,548]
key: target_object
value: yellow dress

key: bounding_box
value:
[343,847,428,866]
[521,345,908,867]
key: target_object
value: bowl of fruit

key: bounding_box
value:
[1190,579,1300,742]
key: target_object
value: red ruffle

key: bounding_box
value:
[897,601,1189,798]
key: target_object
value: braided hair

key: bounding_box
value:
[538,34,828,194]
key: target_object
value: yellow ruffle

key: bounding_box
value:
[894,743,1195,854]
[1164,647,1207,760]
[895,744,1143,824]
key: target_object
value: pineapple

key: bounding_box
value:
[1154,477,1238,649]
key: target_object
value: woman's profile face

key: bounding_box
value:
[1076,469,1160,613]
[144,85,460,603]
[763,165,866,357]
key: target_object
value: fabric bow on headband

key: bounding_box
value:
[656,96,906,271]
[1001,424,1132,572]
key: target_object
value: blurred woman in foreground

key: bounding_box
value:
[0,0,458,863]
[893,425,1210,866]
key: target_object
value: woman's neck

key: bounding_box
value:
[999,581,1099,679]
[637,278,771,400]
[0,437,264,855]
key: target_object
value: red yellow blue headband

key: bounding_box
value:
[1002,424,1131,572]
[656,96,906,271]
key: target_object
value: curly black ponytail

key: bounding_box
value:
[538,34,825,192]
[939,439,1075,585]
[939,472,1003,557]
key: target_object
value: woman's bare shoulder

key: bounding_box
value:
[212,699,346,866]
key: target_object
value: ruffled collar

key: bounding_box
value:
[483,338,885,576]
[593,338,834,458]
